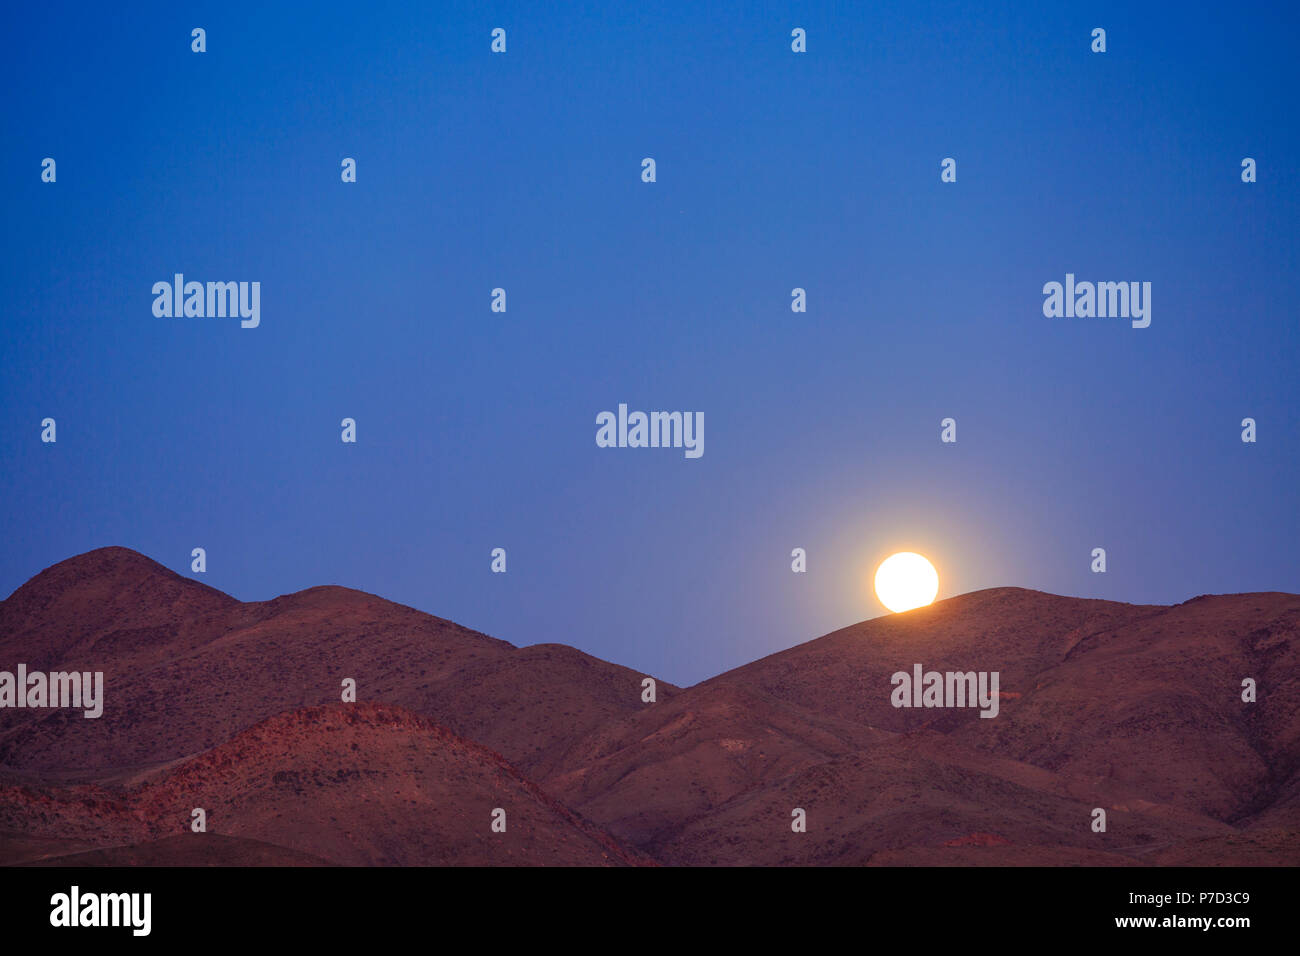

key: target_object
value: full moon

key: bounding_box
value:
[874,552,939,613]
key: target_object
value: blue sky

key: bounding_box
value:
[2,1,1297,683]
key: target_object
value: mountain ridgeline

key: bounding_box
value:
[1,547,1296,866]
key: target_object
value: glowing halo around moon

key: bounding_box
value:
[874,552,939,613]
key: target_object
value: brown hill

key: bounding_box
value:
[0,546,238,669]
[536,588,1300,865]
[705,588,1300,821]
[541,682,887,847]
[537,678,1245,865]
[0,703,648,866]
[0,547,675,777]
[3,548,1297,867]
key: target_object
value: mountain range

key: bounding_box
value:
[2,547,1296,866]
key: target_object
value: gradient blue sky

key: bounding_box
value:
[3,1,1297,684]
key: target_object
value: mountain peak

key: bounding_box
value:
[0,545,237,668]
[4,545,226,601]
